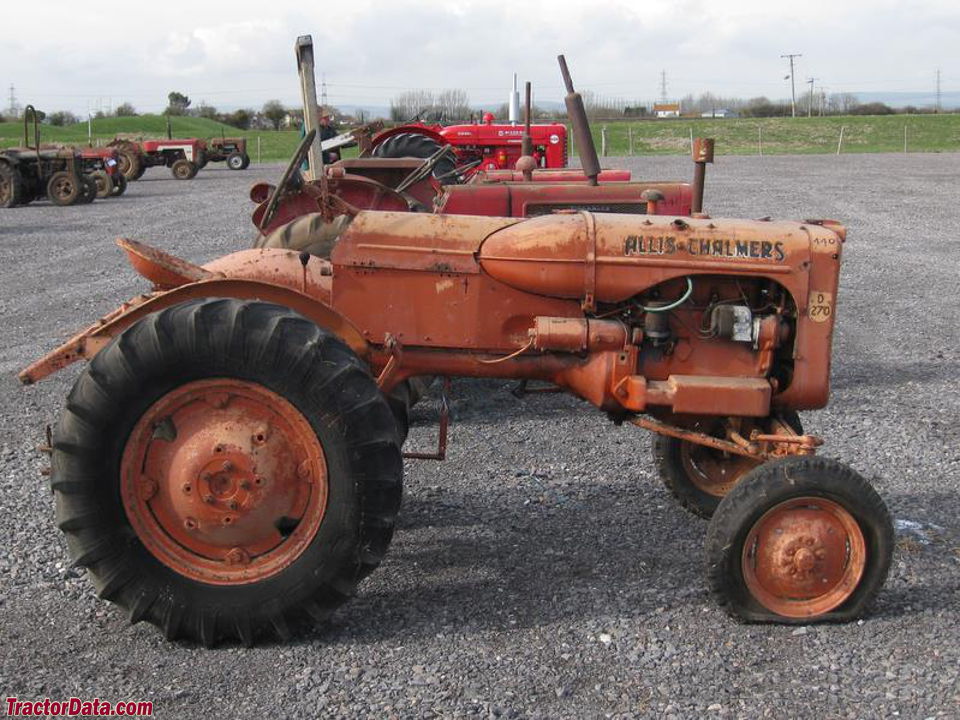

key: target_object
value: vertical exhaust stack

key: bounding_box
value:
[515,81,537,181]
[508,73,521,125]
[691,138,715,214]
[558,55,600,186]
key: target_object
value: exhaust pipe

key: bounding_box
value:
[558,55,600,186]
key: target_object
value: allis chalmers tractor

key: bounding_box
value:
[204,137,251,171]
[19,57,893,647]
[0,106,97,207]
[109,138,207,180]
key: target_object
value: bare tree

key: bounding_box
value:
[436,89,471,122]
[390,90,437,122]
[262,100,287,130]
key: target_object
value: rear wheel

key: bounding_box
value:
[372,133,459,184]
[46,171,81,206]
[171,159,198,180]
[52,298,403,646]
[92,170,113,199]
[653,412,803,518]
[706,456,893,623]
[227,152,245,170]
[117,149,142,181]
[0,163,22,208]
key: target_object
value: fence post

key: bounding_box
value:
[601,126,607,156]
[903,125,907,153]
[758,125,763,156]
[689,126,694,154]
[628,126,634,155]
[836,126,845,155]
[257,136,262,165]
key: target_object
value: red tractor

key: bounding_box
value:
[109,138,208,180]
[78,147,128,198]
[204,137,251,171]
[370,113,567,181]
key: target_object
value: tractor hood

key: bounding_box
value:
[477,212,842,305]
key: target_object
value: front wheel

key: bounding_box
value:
[91,170,113,199]
[653,412,803,519]
[111,173,128,197]
[171,159,198,180]
[705,456,893,623]
[52,298,403,645]
[227,152,245,170]
[46,171,80,206]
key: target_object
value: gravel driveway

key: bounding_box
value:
[0,156,957,718]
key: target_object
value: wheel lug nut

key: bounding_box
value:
[239,479,251,490]
[184,517,197,530]
[252,426,269,445]
[222,460,233,472]
[202,493,215,504]
[228,500,239,510]
[182,483,192,494]
[222,515,236,526]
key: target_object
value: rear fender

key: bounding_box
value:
[18,278,368,385]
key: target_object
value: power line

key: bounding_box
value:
[781,53,802,117]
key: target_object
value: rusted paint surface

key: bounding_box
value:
[118,238,216,289]
[120,378,328,585]
[741,497,867,617]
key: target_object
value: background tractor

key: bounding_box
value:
[109,138,207,180]
[19,52,893,646]
[0,106,96,207]
[204,137,251,170]
[78,147,127,199]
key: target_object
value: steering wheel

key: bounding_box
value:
[259,129,316,233]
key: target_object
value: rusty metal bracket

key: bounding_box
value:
[579,210,597,312]
[403,378,451,461]
[631,415,823,461]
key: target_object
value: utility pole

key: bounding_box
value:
[321,73,328,110]
[807,78,817,117]
[936,68,942,113]
[659,70,668,104]
[7,84,17,117]
[781,53,802,117]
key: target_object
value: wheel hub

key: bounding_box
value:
[121,379,328,585]
[742,497,866,617]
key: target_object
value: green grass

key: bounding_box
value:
[587,113,960,156]
[3,113,959,162]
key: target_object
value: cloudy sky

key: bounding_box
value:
[3,0,957,116]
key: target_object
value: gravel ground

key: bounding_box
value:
[0,156,958,719]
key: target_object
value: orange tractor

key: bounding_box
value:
[20,56,893,646]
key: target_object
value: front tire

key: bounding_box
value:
[654,412,803,519]
[91,170,113,199]
[227,152,245,170]
[111,173,128,197]
[705,456,893,623]
[46,171,80,206]
[171,159,198,180]
[52,298,403,646]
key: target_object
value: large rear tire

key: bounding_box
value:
[171,159,198,180]
[46,171,81,206]
[372,132,459,184]
[706,456,893,623]
[117,149,142,181]
[52,298,403,646]
[0,163,22,208]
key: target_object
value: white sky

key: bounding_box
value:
[2,0,957,115]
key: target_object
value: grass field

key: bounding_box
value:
[3,112,959,162]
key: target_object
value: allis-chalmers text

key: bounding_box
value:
[623,235,787,262]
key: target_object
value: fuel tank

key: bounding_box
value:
[477,212,836,304]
